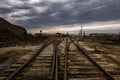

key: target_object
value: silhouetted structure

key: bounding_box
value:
[79,26,83,37]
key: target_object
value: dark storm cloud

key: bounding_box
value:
[0,0,120,29]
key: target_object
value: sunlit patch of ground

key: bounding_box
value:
[78,41,120,67]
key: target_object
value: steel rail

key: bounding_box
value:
[50,48,56,80]
[64,38,68,80]
[55,44,58,80]
[71,39,116,80]
[51,41,59,80]
[64,38,75,80]
[6,40,55,80]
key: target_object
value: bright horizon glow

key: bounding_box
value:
[27,20,120,34]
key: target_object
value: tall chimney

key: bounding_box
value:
[79,26,83,37]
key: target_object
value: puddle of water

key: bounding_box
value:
[0,57,15,73]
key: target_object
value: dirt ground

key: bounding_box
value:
[0,44,42,72]
[0,44,42,61]
[78,41,120,67]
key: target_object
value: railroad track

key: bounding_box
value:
[78,43,120,80]
[0,38,119,80]
[85,52,120,80]
[0,39,62,80]
[61,38,117,80]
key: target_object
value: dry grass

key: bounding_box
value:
[78,41,120,67]
[0,44,41,63]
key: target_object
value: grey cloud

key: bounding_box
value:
[0,0,120,30]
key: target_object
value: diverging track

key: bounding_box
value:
[0,38,119,80]
[62,38,117,80]
[0,39,62,80]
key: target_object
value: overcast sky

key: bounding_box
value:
[0,0,120,34]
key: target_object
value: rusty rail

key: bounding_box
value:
[71,39,116,80]
[6,40,55,80]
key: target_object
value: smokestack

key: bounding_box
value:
[79,26,83,37]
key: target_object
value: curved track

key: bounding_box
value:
[0,38,119,80]
[62,38,116,80]
[0,40,59,80]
